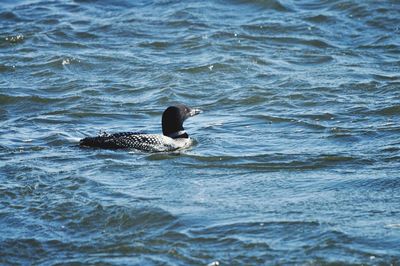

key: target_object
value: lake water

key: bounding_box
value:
[1,0,400,265]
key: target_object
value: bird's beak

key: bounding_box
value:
[188,108,202,117]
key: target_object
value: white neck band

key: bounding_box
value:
[167,130,186,138]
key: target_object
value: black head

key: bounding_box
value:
[162,104,201,138]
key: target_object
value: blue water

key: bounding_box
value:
[1,0,400,265]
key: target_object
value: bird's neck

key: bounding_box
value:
[166,130,188,139]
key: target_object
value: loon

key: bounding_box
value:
[79,104,201,152]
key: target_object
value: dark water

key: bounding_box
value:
[1,0,400,265]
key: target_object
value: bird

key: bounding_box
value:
[79,104,201,152]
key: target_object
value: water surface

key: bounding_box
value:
[1,0,400,265]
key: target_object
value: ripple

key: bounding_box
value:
[304,14,335,24]
[0,11,21,21]
[375,105,400,116]
[0,93,82,106]
[0,94,53,104]
[0,64,16,73]
[238,0,292,12]
[138,40,174,49]
[179,63,239,74]
[175,153,373,172]
[329,176,400,194]
[74,31,98,39]
[287,54,334,66]
[271,36,335,49]
[38,18,59,25]
[63,203,178,233]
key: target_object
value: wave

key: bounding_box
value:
[0,93,81,105]
[234,0,292,12]
[147,152,374,171]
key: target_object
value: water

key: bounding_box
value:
[1,0,400,264]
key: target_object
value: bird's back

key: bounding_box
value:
[80,132,191,152]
